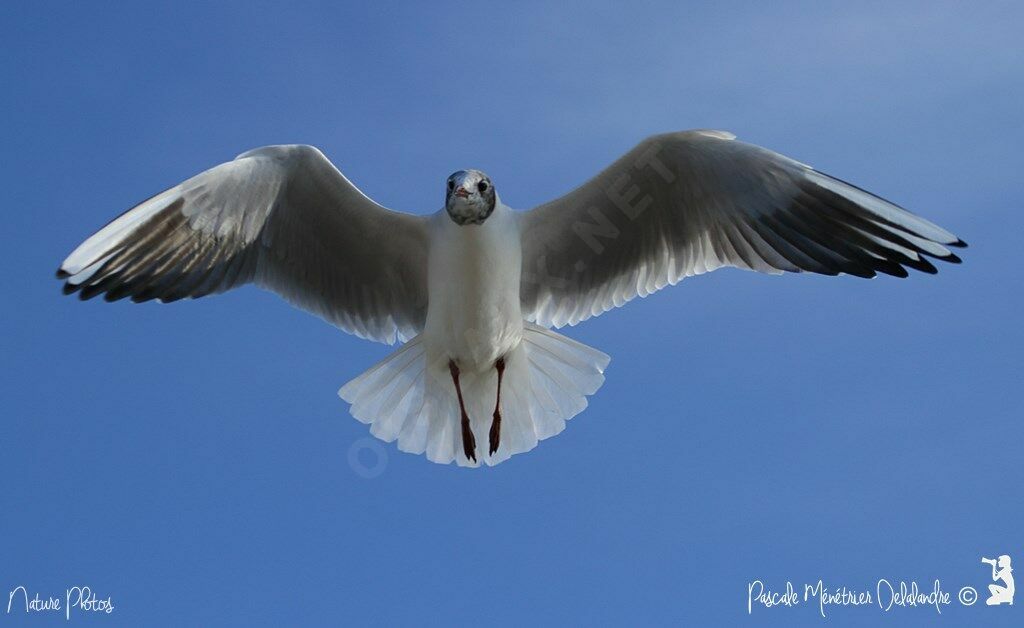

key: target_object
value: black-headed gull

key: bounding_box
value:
[57,130,965,467]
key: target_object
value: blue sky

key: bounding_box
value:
[2,1,1021,625]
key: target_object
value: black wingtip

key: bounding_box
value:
[61,281,81,296]
[130,292,158,304]
[944,252,963,264]
[103,290,130,303]
[56,267,70,279]
[875,263,910,279]
[78,285,103,301]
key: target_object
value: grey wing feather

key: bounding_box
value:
[519,130,965,328]
[58,145,429,344]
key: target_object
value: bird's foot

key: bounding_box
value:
[488,410,501,456]
[461,417,477,463]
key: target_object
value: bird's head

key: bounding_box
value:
[445,169,496,225]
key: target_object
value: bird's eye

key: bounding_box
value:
[477,181,489,192]
[447,180,455,191]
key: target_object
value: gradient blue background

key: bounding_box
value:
[2,2,1021,626]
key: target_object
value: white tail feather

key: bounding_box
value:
[339,323,610,467]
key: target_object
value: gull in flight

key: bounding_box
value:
[58,130,965,467]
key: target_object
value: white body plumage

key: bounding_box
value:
[345,198,608,467]
[424,199,523,371]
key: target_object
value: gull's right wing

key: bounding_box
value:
[58,145,429,344]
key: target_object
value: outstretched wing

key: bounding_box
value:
[58,145,429,344]
[519,130,965,328]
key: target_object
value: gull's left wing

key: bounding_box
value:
[519,130,965,328]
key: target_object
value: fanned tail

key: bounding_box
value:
[339,324,609,467]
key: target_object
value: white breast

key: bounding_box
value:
[423,201,524,371]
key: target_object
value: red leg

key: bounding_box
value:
[489,357,505,456]
[449,360,475,462]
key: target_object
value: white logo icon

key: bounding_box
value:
[980,555,1014,606]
